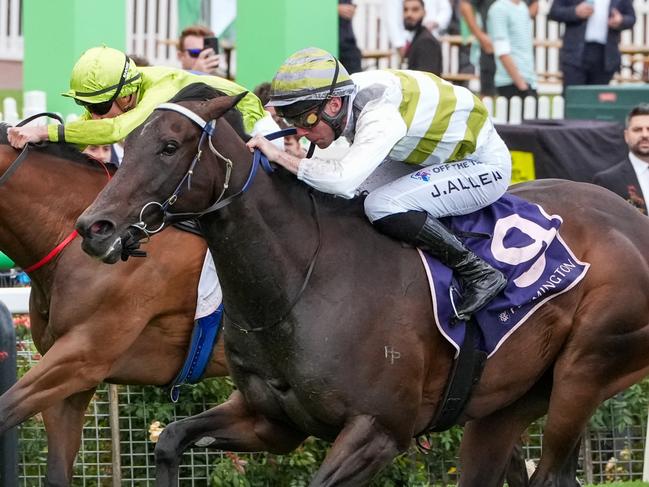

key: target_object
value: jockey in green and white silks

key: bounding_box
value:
[247,47,512,321]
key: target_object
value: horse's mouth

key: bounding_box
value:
[81,235,123,264]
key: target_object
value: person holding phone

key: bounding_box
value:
[549,0,635,90]
[177,24,220,74]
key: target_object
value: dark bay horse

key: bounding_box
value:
[75,94,649,487]
[0,141,229,486]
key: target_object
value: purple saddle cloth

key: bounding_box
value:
[420,193,589,358]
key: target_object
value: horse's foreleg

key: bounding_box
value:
[308,415,404,487]
[41,388,97,487]
[155,391,306,487]
[0,339,110,435]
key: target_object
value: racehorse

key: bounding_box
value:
[74,93,635,487]
[0,138,228,486]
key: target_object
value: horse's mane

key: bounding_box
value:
[169,83,250,141]
[0,121,117,173]
[271,164,367,217]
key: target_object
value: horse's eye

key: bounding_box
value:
[161,142,178,156]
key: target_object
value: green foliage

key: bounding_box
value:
[589,379,649,432]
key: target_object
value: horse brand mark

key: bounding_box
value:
[384,346,401,364]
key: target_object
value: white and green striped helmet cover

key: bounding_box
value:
[268,47,355,107]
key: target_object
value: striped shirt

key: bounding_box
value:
[297,69,492,198]
[487,0,537,88]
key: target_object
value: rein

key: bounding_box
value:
[0,113,64,189]
[139,102,321,333]
[0,113,112,272]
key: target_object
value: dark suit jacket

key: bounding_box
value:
[406,26,443,76]
[592,158,647,214]
[548,0,635,73]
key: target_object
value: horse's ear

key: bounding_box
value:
[207,92,248,120]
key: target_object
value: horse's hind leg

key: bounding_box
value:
[459,373,552,487]
[308,416,405,486]
[155,391,306,487]
[529,306,648,486]
[41,388,96,487]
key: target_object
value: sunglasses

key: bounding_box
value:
[186,48,202,58]
[75,98,114,116]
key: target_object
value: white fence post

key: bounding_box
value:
[2,97,19,124]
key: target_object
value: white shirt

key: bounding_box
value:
[628,151,649,202]
[385,0,453,48]
[585,0,611,44]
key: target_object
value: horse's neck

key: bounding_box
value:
[202,170,323,328]
[0,148,103,281]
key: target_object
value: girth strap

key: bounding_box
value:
[427,317,487,432]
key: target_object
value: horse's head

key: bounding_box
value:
[76,92,248,263]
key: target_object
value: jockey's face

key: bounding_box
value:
[625,114,649,160]
[90,95,136,120]
[294,98,342,149]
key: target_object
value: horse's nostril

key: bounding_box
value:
[89,220,115,237]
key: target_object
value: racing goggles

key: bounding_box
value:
[75,98,114,116]
[277,102,324,129]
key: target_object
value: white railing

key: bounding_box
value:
[126,0,179,66]
[483,95,565,124]
[0,0,22,60]
[2,0,647,84]
[1,91,564,130]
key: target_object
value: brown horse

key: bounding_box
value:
[0,139,229,486]
[74,94,633,487]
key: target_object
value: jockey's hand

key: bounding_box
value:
[7,126,49,149]
[247,134,282,162]
[247,134,301,175]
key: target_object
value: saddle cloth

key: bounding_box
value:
[196,250,222,319]
[420,193,590,358]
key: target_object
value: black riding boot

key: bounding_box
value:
[373,211,507,320]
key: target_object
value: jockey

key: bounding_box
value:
[7,46,279,148]
[246,47,512,320]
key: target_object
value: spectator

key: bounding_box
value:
[253,81,272,106]
[247,48,511,320]
[387,0,452,57]
[549,0,635,90]
[128,54,150,67]
[83,144,112,163]
[177,24,220,74]
[403,0,443,75]
[592,104,649,214]
[460,0,537,96]
[338,0,363,74]
[487,0,537,99]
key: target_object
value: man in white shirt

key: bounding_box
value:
[592,104,649,214]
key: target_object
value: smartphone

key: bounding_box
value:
[203,36,219,54]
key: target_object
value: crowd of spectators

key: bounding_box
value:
[334,0,637,95]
